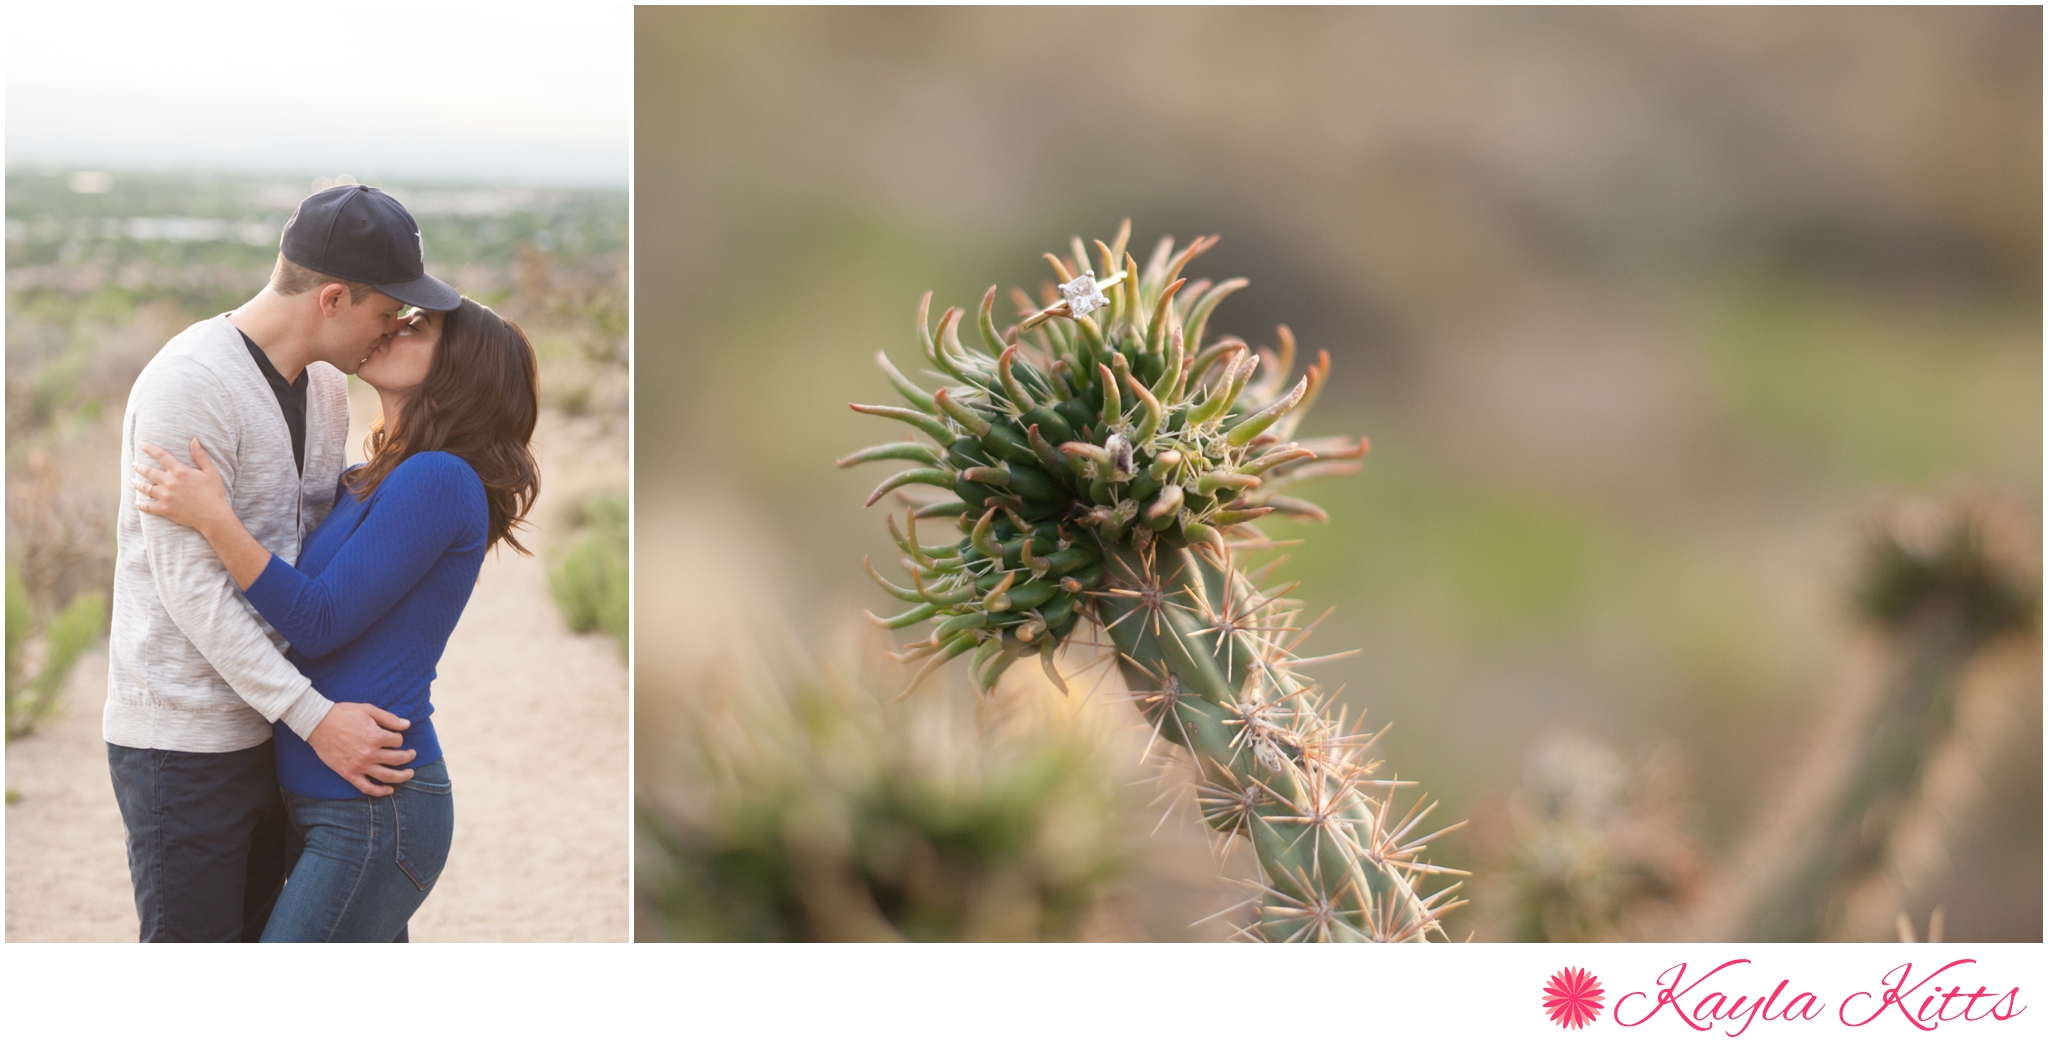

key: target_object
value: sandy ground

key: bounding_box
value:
[4,399,628,942]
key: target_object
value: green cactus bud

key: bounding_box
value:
[932,387,990,436]
[981,571,1020,611]
[899,632,978,699]
[996,344,1038,414]
[1226,375,1310,448]
[1148,448,1185,480]
[996,576,1059,613]
[977,286,1008,356]
[865,467,956,507]
[864,603,939,630]
[862,556,926,603]
[1061,440,1114,477]
[1024,423,1074,480]
[946,436,992,469]
[872,350,937,413]
[961,464,1009,488]
[1143,484,1185,528]
[1192,471,1259,498]
[911,500,970,521]
[933,609,987,642]
[1058,562,1105,594]
[849,228,1451,941]
[1184,278,1248,361]
[1146,277,1186,356]
[1001,463,1064,503]
[1095,362,1123,429]
[1212,505,1276,527]
[980,420,1038,467]
[1125,370,1163,447]
[1241,445,1314,476]
[1126,469,1163,504]
[850,402,952,444]
[970,507,1004,561]
[952,479,997,509]
[1020,536,1053,575]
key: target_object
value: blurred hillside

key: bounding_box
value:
[635,8,2040,940]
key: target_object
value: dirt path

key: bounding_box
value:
[5,400,628,942]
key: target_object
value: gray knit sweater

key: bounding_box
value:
[105,314,351,752]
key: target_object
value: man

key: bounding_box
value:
[107,184,462,942]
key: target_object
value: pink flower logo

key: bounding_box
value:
[1543,967,1606,1030]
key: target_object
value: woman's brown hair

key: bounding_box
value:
[347,298,541,555]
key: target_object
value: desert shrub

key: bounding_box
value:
[637,655,1131,941]
[549,490,628,651]
[6,563,107,740]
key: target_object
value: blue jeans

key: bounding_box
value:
[260,760,453,942]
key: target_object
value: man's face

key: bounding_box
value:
[317,287,408,375]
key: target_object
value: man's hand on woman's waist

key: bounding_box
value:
[308,702,416,795]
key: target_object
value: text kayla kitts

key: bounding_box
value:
[1611,959,2025,1035]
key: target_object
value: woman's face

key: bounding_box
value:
[359,309,441,399]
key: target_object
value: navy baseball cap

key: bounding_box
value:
[280,185,460,311]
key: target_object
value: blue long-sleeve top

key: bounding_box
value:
[246,451,488,798]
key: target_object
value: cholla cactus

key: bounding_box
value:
[1781,495,2036,939]
[843,223,1461,941]
[1697,493,2039,941]
[1479,734,1703,942]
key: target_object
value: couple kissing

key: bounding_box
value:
[107,184,540,941]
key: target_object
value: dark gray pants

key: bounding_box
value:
[106,740,290,942]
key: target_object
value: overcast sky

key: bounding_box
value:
[5,1,630,186]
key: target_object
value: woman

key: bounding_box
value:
[132,297,540,942]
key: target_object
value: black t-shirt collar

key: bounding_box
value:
[236,328,309,475]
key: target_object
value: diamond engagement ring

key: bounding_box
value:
[1020,269,1126,329]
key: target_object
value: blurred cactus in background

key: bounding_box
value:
[1693,493,2039,941]
[842,225,1461,941]
[636,640,1132,941]
[1474,734,1703,941]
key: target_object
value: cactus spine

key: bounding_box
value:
[844,223,1461,940]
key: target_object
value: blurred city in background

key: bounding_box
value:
[634,7,2039,941]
